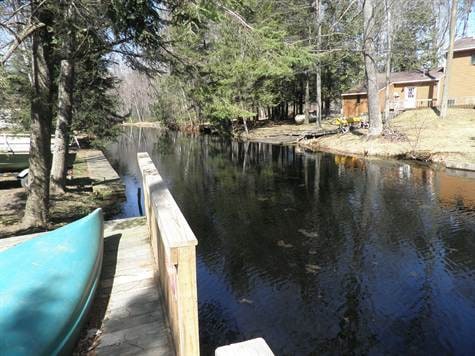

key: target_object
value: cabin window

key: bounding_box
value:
[356,95,361,104]
[472,54,475,65]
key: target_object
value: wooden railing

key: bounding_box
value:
[447,96,475,107]
[137,152,199,356]
[389,97,475,110]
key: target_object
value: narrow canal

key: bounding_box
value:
[106,127,475,356]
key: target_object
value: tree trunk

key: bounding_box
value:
[51,60,74,192]
[315,68,322,127]
[314,0,322,128]
[440,0,458,119]
[51,1,75,193]
[383,0,392,123]
[23,1,54,228]
[299,79,304,114]
[304,73,310,124]
[363,0,383,136]
[462,0,473,37]
[243,117,249,134]
[325,98,331,116]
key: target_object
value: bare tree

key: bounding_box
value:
[461,0,474,37]
[314,0,322,128]
[363,0,383,136]
[114,66,155,121]
[383,0,392,123]
[439,0,458,119]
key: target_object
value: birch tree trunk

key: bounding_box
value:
[363,0,383,136]
[23,0,54,228]
[439,0,458,119]
[383,0,392,123]
[51,1,75,193]
[314,0,322,128]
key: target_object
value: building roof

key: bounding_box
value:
[342,68,444,96]
[453,37,475,52]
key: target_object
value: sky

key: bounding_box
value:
[468,11,475,37]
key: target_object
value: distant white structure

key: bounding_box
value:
[294,113,317,125]
[215,338,274,356]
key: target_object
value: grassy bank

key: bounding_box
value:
[301,108,475,167]
[242,108,475,169]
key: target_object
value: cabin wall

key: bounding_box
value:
[342,89,387,117]
[342,95,368,117]
[392,82,436,100]
[448,49,475,100]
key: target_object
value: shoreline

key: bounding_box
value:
[240,108,475,172]
[122,121,162,128]
[119,108,475,172]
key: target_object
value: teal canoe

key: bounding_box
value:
[0,209,104,355]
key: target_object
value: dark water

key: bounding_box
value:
[106,127,475,356]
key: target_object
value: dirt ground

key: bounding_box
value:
[242,108,475,168]
[0,153,122,239]
[240,119,337,145]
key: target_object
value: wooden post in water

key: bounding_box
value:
[137,152,199,356]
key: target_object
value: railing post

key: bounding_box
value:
[176,246,199,355]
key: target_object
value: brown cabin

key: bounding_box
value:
[341,37,475,117]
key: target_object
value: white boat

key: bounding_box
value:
[0,134,78,173]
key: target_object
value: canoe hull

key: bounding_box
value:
[0,209,104,355]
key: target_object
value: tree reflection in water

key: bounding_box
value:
[106,128,475,355]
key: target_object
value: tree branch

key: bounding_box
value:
[1,22,45,65]
[220,5,254,31]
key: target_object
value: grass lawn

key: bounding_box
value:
[303,108,475,165]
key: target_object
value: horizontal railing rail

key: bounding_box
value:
[137,152,199,356]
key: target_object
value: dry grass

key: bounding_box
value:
[301,108,475,165]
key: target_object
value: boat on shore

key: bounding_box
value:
[0,134,77,173]
[0,209,104,355]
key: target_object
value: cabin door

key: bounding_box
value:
[404,87,416,109]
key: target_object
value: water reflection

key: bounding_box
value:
[106,128,475,355]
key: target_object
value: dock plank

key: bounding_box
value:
[91,217,175,355]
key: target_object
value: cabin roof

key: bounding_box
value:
[453,37,475,52]
[342,68,444,96]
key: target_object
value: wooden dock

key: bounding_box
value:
[84,217,174,355]
[80,149,125,199]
